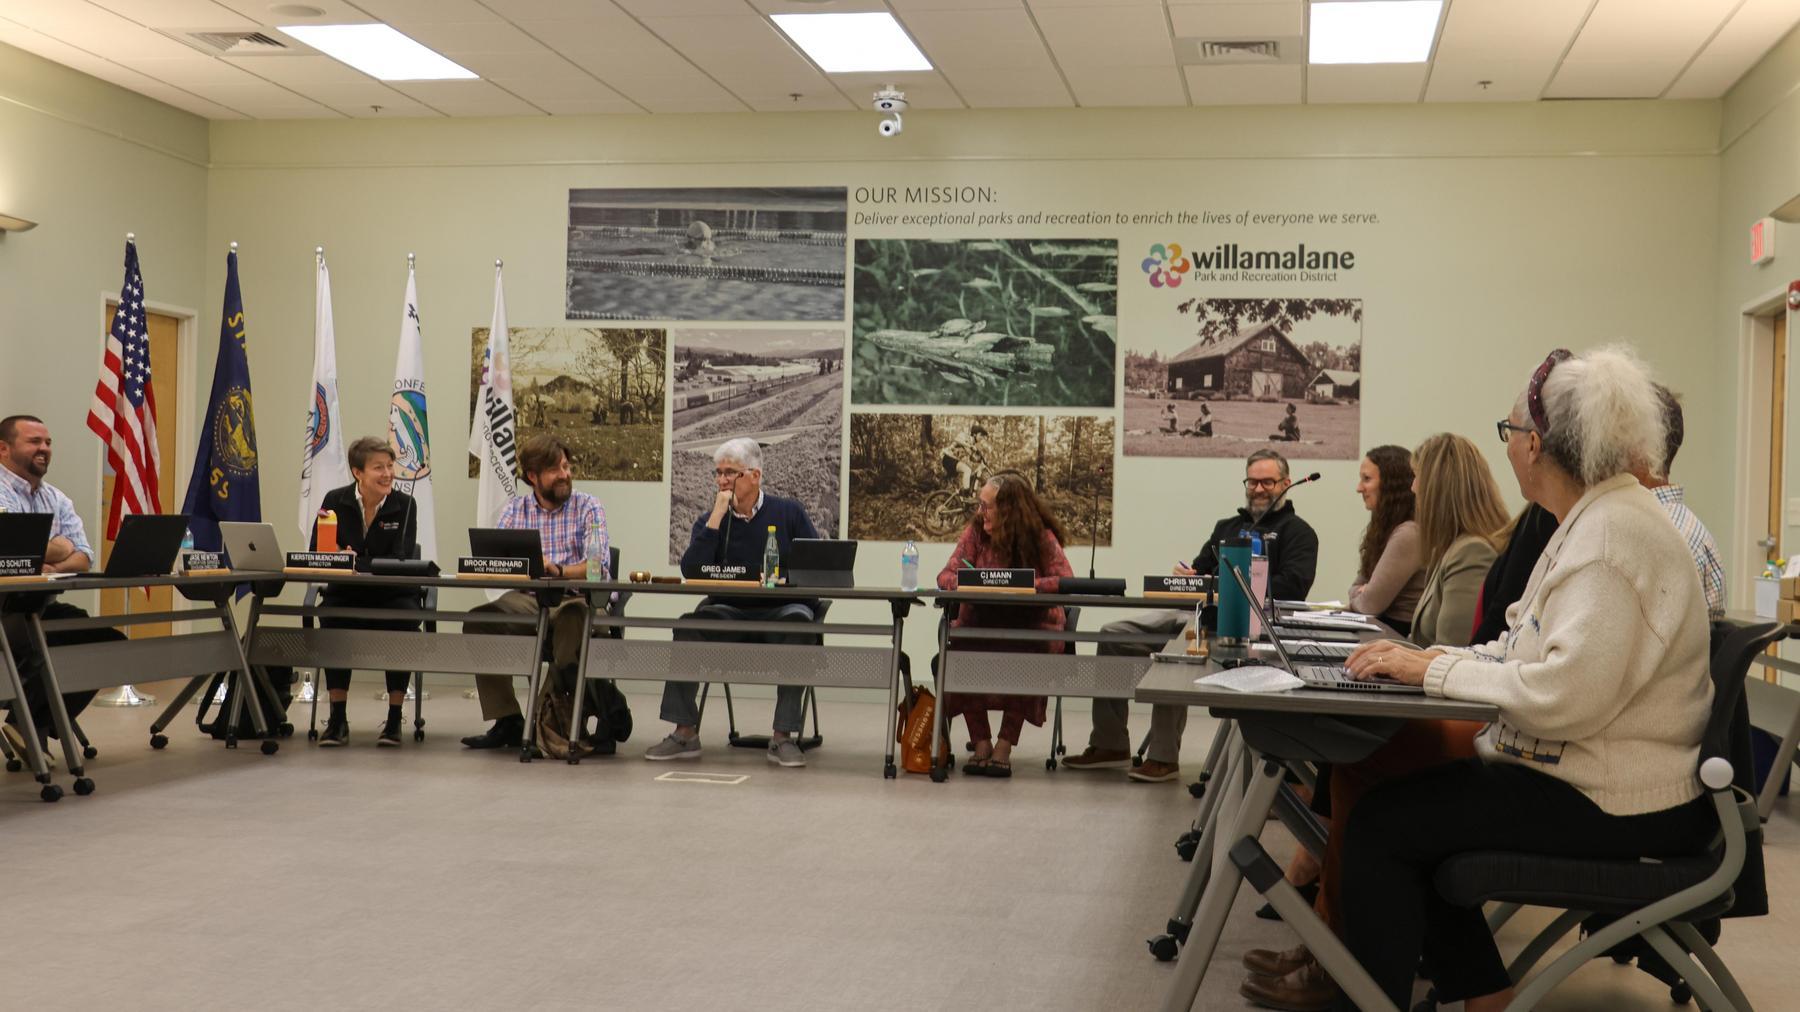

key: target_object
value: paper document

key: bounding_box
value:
[1195,665,1304,693]
[1280,612,1381,631]
[1275,600,1344,611]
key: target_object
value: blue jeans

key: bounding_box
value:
[659,601,817,733]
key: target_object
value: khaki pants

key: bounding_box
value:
[1085,610,1189,765]
[465,590,588,721]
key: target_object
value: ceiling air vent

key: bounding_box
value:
[186,31,290,55]
[1177,36,1302,66]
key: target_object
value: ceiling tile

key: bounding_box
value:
[828,69,965,109]
[515,13,647,55]
[634,95,747,112]
[0,2,200,58]
[484,71,632,104]
[1666,0,1800,99]
[614,0,750,15]
[1425,60,1560,102]
[1028,0,1165,7]
[1306,62,1427,103]
[183,79,335,113]
[114,54,269,85]
[1184,62,1300,103]
[1168,2,1303,38]
[1065,63,1186,105]
[888,0,1020,10]
[742,91,856,111]
[640,14,828,95]
[234,54,380,86]
[944,64,1073,106]
[748,0,888,11]
[1426,0,1590,102]
[389,20,552,55]
[1032,4,1174,66]
[1545,0,1739,99]
[207,0,375,24]
[131,81,251,118]
[85,1,260,28]
[386,79,547,115]
[902,9,1055,71]
[480,0,627,18]
[288,80,418,110]
[339,97,442,117]
[351,0,506,23]
[533,95,644,114]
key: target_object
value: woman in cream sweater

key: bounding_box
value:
[1333,346,1716,1012]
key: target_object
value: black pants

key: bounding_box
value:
[3,602,121,737]
[319,596,420,694]
[1335,757,1715,1009]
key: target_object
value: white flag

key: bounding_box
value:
[298,253,350,541]
[468,262,518,527]
[389,265,438,562]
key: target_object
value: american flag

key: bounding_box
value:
[86,239,161,539]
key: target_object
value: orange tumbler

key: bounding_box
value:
[316,510,339,553]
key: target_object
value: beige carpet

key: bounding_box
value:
[2,679,1792,1011]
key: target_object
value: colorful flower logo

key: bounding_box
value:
[1141,243,1191,288]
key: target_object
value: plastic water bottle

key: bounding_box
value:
[900,540,920,592]
[177,527,195,574]
[586,515,606,581]
[762,526,780,588]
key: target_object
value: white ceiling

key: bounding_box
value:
[0,0,1795,120]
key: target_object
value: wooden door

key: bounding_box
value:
[98,306,180,637]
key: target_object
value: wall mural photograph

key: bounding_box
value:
[850,238,1118,408]
[1124,298,1363,460]
[848,412,1114,546]
[565,186,847,322]
[667,328,845,563]
[467,326,667,482]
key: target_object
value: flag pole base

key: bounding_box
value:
[95,684,156,707]
[374,685,430,702]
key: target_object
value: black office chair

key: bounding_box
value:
[302,564,436,742]
[1418,620,1783,1012]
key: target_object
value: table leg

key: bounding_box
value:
[1170,730,1242,929]
[929,613,950,783]
[1757,708,1800,821]
[520,605,552,763]
[25,611,88,782]
[219,602,276,752]
[0,615,57,799]
[1229,839,1399,1012]
[883,610,906,779]
[566,600,595,765]
[1159,754,1285,1012]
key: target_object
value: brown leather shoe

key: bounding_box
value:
[1243,943,1312,977]
[1062,747,1131,770]
[1127,758,1181,782]
[1238,953,1339,1012]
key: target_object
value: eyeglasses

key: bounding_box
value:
[1243,477,1282,491]
[714,468,746,480]
[1495,420,1534,444]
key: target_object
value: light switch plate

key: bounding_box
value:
[1788,498,1800,527]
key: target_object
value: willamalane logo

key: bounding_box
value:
[1145,241,1357,285]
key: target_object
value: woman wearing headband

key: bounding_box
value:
[1319,346,1714,1012]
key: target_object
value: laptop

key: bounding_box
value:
[787,538,857,589]
[469,527,544,579]
[0,513,53,571]
[1221,556,1422,695]
[105,513,190,577]
[220,521,284,572]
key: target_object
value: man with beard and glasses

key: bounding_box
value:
[460,434,610,750]
[0,415,127,753]
[1064,448,1319,782]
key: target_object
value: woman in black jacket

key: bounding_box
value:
[311,436,422,747]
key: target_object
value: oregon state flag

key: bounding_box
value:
[181,248,261,552]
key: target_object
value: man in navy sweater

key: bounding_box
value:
[648,436,821,768]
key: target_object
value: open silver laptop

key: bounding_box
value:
[220,521,284,572]
[1222,556,1422,695]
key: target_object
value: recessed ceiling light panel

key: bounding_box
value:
[771,12,931,74]
[1308,0,1443,65]
[277,23,477,80]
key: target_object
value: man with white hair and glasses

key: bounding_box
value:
[647,437,822,768]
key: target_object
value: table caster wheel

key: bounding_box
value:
[567,756,581,766]
[5,758,20,772]
[260,740,279,756]
[1167,918,1191,943]
[1611,954,1634,965]
[1146,934,1179,962]
[73,777,94,796]
[1045,758,1056,770]
[278,722,294,738]
[1175,837,1198,862]
[1670,982,1692,1006]
[413,730,424,742]
[946,754,956,770]
[82,745,97,759]
[150,734,168,750]
[307,728,318,741]
[40,784,62,802]
[225,735,238,749]
[930,766,947,783]
[1131,756,1143,767]
[1188,780,1207,799]
[884,762,897,779]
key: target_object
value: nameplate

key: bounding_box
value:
[1144,575,1213,599]
[697,564,755,582]
[957,568,1035,591]
[284,552,356,572]
[0,556,39,578]
[184,551,224,572]
[458,556,531,578]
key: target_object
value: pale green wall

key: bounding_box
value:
[0,41,208,537]
[202,101,1725,659]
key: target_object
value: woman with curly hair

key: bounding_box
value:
[934,471,1074,778]
[1346,444,1424,636]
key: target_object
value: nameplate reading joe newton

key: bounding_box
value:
[0,556,39,578]
[183,551,225,572]
[1144,575,1213,599]
[457,556,531,578]
[957,568,1036,592]
[284,552,356,572]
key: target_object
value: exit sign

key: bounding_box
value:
[1753,217,1777,265]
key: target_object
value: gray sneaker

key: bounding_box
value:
[644,732,701,761]
[767,738,806,768]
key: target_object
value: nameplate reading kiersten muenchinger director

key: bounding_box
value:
[284,552,355,572]
[956,568,1036,593]
[457,557,531,579]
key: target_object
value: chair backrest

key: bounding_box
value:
[1702,620,1787,763]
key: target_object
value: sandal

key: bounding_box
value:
[963,755,992,776]
[985,759,1012,778]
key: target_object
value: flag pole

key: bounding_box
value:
[97,232,155,706]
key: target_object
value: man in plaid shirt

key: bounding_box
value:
[1635,386,1724,620]
[460,434,609,750]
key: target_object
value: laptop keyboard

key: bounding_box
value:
[1291,642,1355,660]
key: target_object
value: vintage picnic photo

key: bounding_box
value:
[850,238,1118,409]
[667,328,845,563]
[565,186,847,322]
[1123,298,1362,460]
[848,412,1114,545]
[467,326,666,482]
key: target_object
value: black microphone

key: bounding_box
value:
[1265,471,1321,514]
[716,473,737,566]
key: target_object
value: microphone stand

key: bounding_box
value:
[1087,467,1104,580]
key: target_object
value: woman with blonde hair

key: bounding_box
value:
[1407,433,1513,648]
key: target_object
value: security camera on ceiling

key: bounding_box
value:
[873,86,906,138]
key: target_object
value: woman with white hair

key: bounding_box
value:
[1315,346,1716,1012]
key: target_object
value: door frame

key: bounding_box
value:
[1734,285,1790,609]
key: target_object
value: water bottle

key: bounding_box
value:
[762,526,780,588]
[586,515,606,581]
[177,526,196,573]
[900,540,920,592]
